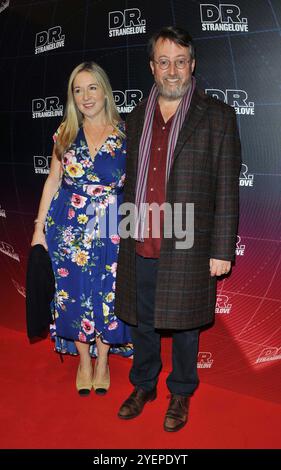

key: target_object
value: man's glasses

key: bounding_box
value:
[153,58,191,70]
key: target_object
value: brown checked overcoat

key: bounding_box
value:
[115,88,241,330]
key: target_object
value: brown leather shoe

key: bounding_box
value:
[118,387,157,420]
[163,394,190,432]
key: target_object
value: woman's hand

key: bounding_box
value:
[31,225,48,251]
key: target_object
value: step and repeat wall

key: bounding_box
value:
[0,0,280,403]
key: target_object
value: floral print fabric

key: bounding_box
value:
[45,123,132,357]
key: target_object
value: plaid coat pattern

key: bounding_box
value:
[115,88,241,329]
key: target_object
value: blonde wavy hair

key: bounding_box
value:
[55,61,124,158]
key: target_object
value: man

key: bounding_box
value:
[115,26,241,432]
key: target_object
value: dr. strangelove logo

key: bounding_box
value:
[32,97,63,119]
[200,3,248,31]
[206,88,255,115]
[108,8,146,37]
[33,156,51,174]
[35,26,65,54]
[113,89,143,113]
[239,163,254,188]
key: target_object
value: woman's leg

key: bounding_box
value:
[74,341,93,395]
[95,336,110,382]
[75,341,93,378]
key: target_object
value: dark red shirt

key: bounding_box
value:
[136,103,174,258]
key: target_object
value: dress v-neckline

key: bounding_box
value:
[82,126,115,162]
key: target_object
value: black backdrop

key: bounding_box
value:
[0,0,280,403]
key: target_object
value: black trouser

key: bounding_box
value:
[129,255,200,396]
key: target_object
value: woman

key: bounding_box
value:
[31,62,132,396]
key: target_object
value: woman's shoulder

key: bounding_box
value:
[116,120,125,133]
[53,122,65,143]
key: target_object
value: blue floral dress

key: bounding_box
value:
[45,123,133,357]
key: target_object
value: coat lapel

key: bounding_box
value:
[173,88,208,161]
[130,102,146,182]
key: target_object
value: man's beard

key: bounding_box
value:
[156,75,190,101]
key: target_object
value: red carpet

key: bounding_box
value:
[0,324,280,449]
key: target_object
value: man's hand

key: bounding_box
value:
[209,258,231,277]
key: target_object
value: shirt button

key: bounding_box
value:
[150,188,154,191]
[162,126,166,130]
[153,167,156,171]
[158,147,161,151]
